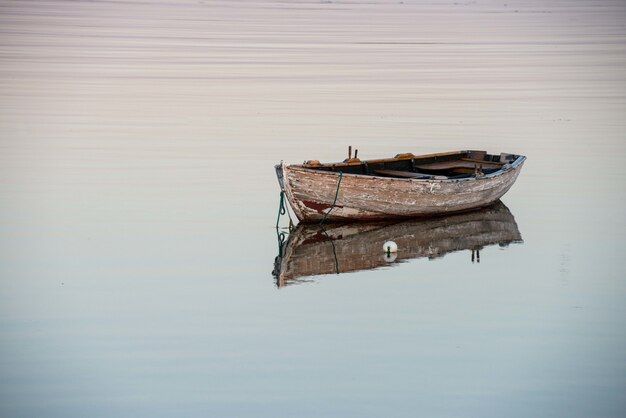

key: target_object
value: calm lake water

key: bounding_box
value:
[1,0,625,417]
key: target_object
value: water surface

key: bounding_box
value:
[1,1,625,417]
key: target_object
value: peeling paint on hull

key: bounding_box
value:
[276,154,525,223]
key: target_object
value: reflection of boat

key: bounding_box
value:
[275,149,525,222]
[272,201,522,287]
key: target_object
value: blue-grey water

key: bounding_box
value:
[1,1,625,417]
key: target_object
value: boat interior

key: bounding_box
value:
[299,150,521,180]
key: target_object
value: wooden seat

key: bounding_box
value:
[415,159,502,171]
[461,158,503,167]
[373,169,447,180]
[374,169,429,178]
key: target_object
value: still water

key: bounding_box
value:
[1,0,625,417]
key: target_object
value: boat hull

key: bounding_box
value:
[273,201,522,286]
[277,157,524,222]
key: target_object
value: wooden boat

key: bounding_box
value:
[272,201,523,287]
[275,149,525,222]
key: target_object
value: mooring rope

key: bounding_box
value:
[319,225,340,274]
[319,171,343,226]
[276,190,295,230]
[276,229,286,257]
[276,191,286,228]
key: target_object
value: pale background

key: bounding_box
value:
[1,1,625,417]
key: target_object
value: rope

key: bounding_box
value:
[276,191,286,228]
[276,190,296,230]
[319,225,340,274]
[272,229,287,285]
[277,230,286,257]
[319,171,343,225]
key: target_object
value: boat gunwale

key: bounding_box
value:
[285,154,526,183]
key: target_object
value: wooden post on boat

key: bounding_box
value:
[348,146,352,160]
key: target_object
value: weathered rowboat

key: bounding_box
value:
[275,149,525,222]
[272,201,523,287]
